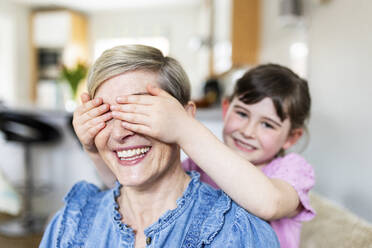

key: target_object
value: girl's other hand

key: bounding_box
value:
[111,84,194,144]
[72,93,113,153]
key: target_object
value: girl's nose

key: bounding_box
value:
[240,121,257,138]
[110,119,135,142]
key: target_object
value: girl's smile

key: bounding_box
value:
[233,137,258,152]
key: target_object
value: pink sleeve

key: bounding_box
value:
[181,158,220,189]
[182,158,198,172]
[263,153,316,222]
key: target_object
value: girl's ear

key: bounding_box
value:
[222,98,230,119]
[282,128,303,150]
[185,101,196,117]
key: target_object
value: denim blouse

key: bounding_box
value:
[40,172,279,248]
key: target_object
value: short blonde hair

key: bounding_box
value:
[87,45,191,105]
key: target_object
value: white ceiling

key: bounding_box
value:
[8,0,201,12]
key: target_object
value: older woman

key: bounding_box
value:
[40,45,279,247]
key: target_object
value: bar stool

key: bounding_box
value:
[0,111,61,236]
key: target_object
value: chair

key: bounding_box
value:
[0,110,61,236]
[300,192,372,248]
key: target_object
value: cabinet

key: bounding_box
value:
[231,0,260,66]
[30,10,89,104]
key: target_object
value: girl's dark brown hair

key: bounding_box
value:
[230,63,311,131]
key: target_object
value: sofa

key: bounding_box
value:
[300,192,372,248]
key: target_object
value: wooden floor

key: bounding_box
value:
[0,214,42,248]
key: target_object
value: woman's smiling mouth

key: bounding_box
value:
[115,146,151,165]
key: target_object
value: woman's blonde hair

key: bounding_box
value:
[87,44,191,105]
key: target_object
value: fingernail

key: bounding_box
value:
[117,97,124,102]
[110,105,118,111]
[94,98,101,104]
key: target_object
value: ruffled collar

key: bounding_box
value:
[110,171,201,236]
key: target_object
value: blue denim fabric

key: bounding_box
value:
[40,171,279,247]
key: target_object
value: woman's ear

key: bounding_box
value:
[185,101,196,117]
[282,128,304,150]
[222,98,230,119]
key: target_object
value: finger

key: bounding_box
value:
[121,122,152,136]
[75,97,103,116]
[80,103,110,124]
[146,84,171,98]
[84,122,106,141]
[116,94,154,105]
[80,92,91,103]
[112,111,151,126]
[87,112,113,126]
[77,113,111,141]
[110,104,150,115]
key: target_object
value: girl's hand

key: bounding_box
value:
[110,84,194,144]
[72,93,113,153]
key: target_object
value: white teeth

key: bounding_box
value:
[117,147,150,158]
[120,154,144,161]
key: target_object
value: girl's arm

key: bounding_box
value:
[112,85,300,220]
[179,118,301,220]
[72,93,116,188]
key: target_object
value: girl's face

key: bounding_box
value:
[222,97,301,168]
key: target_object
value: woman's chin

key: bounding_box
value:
[114,165,153,187]
[116,175,148,188]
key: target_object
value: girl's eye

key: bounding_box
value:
[262,122,274,129]
[235,111,248,118]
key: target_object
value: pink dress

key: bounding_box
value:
[182,153,315,248]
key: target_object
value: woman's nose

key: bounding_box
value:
[110,119,135,142]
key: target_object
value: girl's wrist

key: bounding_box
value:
[177,116,204,148]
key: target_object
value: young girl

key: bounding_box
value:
[73,63,315,247]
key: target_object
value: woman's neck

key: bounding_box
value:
[117,163,190,232]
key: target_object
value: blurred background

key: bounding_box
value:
[0,0,371,246]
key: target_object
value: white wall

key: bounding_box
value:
[304,0,372,222]
[260,0,372,222]
[0,1,31,107]
[260,0,308,76]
